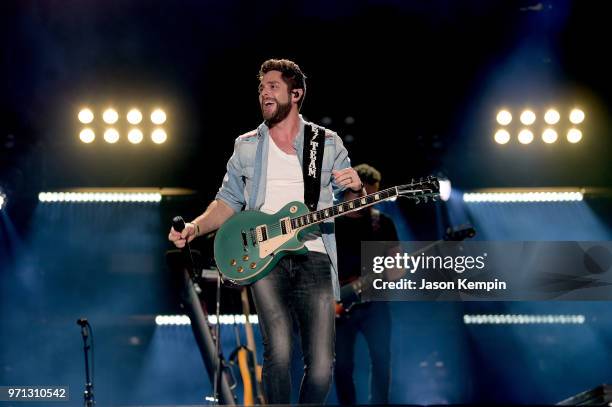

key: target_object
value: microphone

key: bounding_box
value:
[77,318,89,339]
[172,216,196,280]
[172,216,186,234]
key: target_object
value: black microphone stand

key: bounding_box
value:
[172,216,234,405]
[77,318,94,406]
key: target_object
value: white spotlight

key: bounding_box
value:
[518,129,534,144]
[127,109,143,125]
[151,109,166,125]
[104,128,120,144]
[463,191,583,203]
[78,108,94,124]
[439,179,452,202]
[103,108,119,124]
[496,110,512,126]
[38,191,162,203]
[494,129,510,144]
[151,128,167,144]
[128,128,144,144]
[0,192,6,211]
[569,108,585,124]
[567,128,582,143]
[79,128,96,143]
[544,109,560,125]
[520,110,536,125]
[542,128,558,144]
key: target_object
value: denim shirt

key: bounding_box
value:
[215,115,352,300]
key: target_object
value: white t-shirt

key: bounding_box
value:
[260,137,327,253]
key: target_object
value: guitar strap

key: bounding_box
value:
[302,123,325,211]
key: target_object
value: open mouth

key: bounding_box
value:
[262,99,276,109]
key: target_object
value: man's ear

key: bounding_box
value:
[292,89,303,101]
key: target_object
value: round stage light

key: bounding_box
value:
[496,110,512,126]
[79,128,95,143]
[567,128,582,143]
[569,108,585,124]
[127,108,143,124]
[544,109,560,125]
[518,129,534,144]
[151,109,166,125]
[128,128,144,144]
[78,108,94,124]
[0,192,6,211]
[520,110,536,125]
[151,128,167,144]
[542,128,558,144]
[494,129,510,144]
[103,108,119,124]
[104,128,120,143]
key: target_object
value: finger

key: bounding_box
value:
[181,226,193,239]
[332,168,351,177]
[175,239,186,248]
[334,171,351,181]
[336,174,354,184]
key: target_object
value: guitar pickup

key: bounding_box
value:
[280,217,292,235]
[255,225,268,242]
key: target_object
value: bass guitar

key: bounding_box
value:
[214,177,440,285]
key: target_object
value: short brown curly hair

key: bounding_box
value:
[354,163,382,186]
[258,59,307,108]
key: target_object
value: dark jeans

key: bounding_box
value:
[250,251,335,404]
[334,301,391,405]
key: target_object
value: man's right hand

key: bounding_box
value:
[168,223,197,248]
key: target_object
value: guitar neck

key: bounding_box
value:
[291,186,399,229]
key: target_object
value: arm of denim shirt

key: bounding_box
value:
[331,133,352,197]
[214,139,246,213]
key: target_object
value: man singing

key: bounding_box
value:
[169,58,362,404]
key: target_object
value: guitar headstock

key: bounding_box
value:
[396,176,440,204]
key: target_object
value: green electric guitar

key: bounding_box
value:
[214,176,440,285]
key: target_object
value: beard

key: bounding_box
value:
[261,97,292,125]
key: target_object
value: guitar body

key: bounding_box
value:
[214,201,317,284]
[214,177,440,285]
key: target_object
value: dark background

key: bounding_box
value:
[1,0,612,405]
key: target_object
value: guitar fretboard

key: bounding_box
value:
[290,186,398,229]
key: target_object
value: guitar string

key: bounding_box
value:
[263,186,400,234]
[261,181,436,236]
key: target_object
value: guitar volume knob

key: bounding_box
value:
[237,266,244,273]
[243,255,249,261]
[250,262,257,269]
[230,259,237,266]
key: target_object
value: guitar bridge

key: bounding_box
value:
[249,229,257,246]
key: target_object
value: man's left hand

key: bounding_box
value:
[332,168,363,192]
